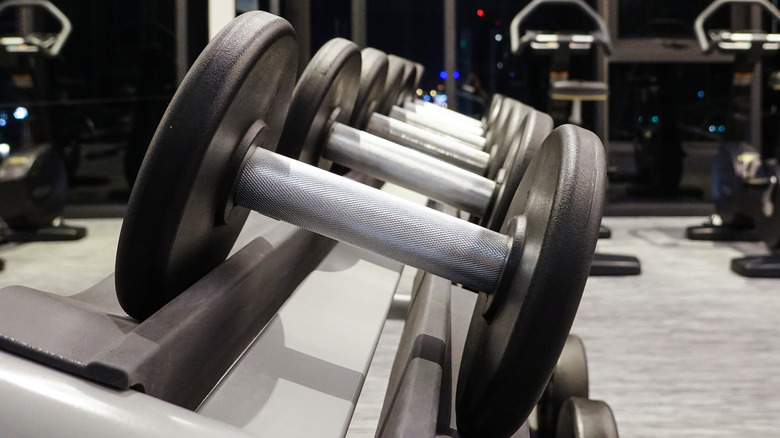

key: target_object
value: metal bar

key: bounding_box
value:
[175,0,188,84]
[325,122,495,215]
[269,0,280,15]
[405,100,485,130]
[351,0,366,48]
[208,0,235,40]
[366,112,489,174]
[444,0,457,110]
[750,3,763,150]
[389,106,487,150]
[234,146,510,293]
[283,0,311,76]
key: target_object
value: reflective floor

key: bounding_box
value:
[349,217,780,438]
[1,217,778,437]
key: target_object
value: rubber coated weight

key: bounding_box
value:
[412,61,424,88]
[355,48,504,170]
[383,66,513,151]
[350,47,388,130]
[536,334,589,438]
[556,398,619,438]
[278,40,492,216]
[355,48,549,195]
[114,19,605,437]
[376,54,406,115]
[278,39,359,167]
[396,59,418,105]
[457,126,606,437]
[287,39,552,231]
[115,12,298,320]
[486,110,554,231]
[483,94,505,129]
[350,48,554,232]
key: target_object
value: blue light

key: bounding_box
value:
[698,90,705,98]
[13,107,28,120]
[0,112,7,121]
[434,94,448,106]
[439,70,448,80]
[0,119,7,127]
[651,116,659,123]
[709,125,716,133]
[423,95,432,102]
[509,71,516,78]
[638,116,643,123]
[453,71,460,80]
[718,125,726,133]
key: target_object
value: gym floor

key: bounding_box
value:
[1,216,778,437]
[348,217,780,438]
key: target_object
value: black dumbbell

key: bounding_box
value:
[555,398,619,438]
[392,57,503,137]
[536,334,589,438]
[115,12,605,437]
[352,48,550,184]
[382,55,618,242]
[280,38,550,232]
[377,54,519,152]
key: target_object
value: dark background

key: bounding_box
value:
[2,0,779,207]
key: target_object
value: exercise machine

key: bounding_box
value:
[687,0,780,242]
[510,0,641,276]
[0,0,84,242]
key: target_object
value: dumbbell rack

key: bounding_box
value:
[0,174,439,436]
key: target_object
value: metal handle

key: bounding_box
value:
[510,0,612,55]
[389,106,487,150]
[0,0,72,56]
[234,146,512,293]
[326,122,496,215]
[694,0,780,53]
[365,112,490,174]
[404,100,485,130]
[395,103,486,138]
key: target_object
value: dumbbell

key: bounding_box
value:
[114,12,605,437]
[281,38,551,232]
[390,55,491,134]
[389,56,507,140]
[375,55,515,151]
[351,47,552,185]
[350,49,494,175]
[393,58,497,136]
[380,55,614,240]
[357,49,615,243]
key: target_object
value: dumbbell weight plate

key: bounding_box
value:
[281,38,553,233]
[354,48,492,174]
[350,47,388,130]
[456,127,605,437]
[397,59,418,105]
[114,12,298,320]
[556,398,619,438]
[278,38,360,168]
[536,334,589,438]
[486,110,553,231]
[348,46,553,232]
[115,14,606,438]
[412,61,424,88]
[376,54,406,115]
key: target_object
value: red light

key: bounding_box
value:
[477,9,485,17]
